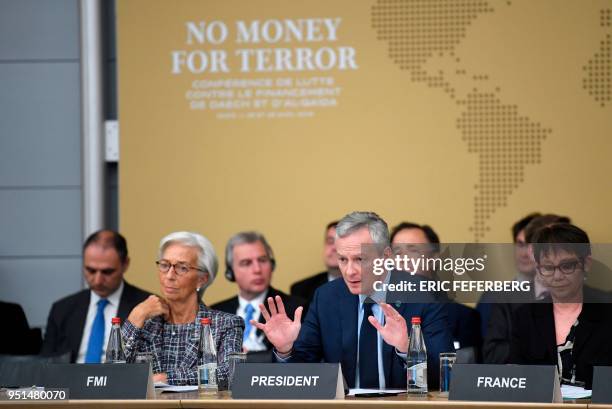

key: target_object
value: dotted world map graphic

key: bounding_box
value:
[371,0,611,241]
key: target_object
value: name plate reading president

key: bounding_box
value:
[231,363,345,399]
[592,366,612,403]
[42,363,154,399]
[449,364,561,403]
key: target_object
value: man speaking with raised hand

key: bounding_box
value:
[252,211,452,389]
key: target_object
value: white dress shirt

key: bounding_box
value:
[237,290,268,352]
[355,271,408,388]
[76,281,124,363]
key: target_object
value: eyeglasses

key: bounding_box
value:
[537,259,583,277]
[156,260,204,275]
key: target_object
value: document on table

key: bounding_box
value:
[154,382,198,392]
[157,385,199,393]
[561,385,591,399]
[347,388,406,396]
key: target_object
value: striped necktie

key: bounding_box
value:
[243,303,255,341]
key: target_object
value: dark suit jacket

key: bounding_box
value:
[480,285,611,364]
[0,301,40,355]
[447,302,482,352]
[478,282,538,364]
[481,302,523,364]
[211,286,304,354]
[290,271,329,303]
[289,277,453,389]
[509,297,612,388]
[429,283,482,353]
[41,281,150,362]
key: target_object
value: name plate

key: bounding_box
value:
[592,366,612,403]
[42,363,154,399]
[231,363,345,399]
[449,364,561,403]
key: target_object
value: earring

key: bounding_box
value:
[196,287,201,292]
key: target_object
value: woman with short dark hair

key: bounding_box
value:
[509,223,612,388]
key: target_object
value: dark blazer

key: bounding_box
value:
[430,284,482,353]
[447,302,482,352]
[41,281,150,362]
[481,302,524,364]
[477,280,538,340]
[481,285,611,364]
[0,301,41,355]
[211,286,304,353]
[290,271,329,303]
[478,282,539,364]
[509,299,612,388]
[289,277,453,389]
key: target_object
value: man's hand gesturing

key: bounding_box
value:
[251,295,303,355]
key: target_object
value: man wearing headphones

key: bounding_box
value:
[211,231,304,359]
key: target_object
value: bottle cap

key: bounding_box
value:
[411,316,421,324]
[111,317,121,324]
[201,317,211,325]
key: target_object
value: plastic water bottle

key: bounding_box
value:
[198,317,218,394]
[105,317,126,363]
[407,316,428,394]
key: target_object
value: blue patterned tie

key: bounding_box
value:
[243,304,255,342]
[85,298,109,363]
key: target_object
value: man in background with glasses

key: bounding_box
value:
[41,230,150,363]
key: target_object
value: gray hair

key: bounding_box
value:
[225,231,274,269]
[158,231,218,291]
[336,211,390,246]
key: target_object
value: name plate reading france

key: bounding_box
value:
[231,363,344,399]
[592,366,612,403]
[42,363,154,399]
[449,364,561,403]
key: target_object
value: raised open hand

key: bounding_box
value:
[251,295,303,354]
[367,302,409,353]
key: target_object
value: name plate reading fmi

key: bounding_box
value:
[42,363,154,399]
[449,364,561,403]
[592,366,612,404]
[231,363,345,399]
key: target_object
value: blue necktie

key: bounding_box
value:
[359,299,379,388]
[243,304,255,342]
[85,298,109,363]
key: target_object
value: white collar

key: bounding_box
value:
[238,289,268,310]
[90,280,124,307]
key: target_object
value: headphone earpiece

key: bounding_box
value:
[225,234,276,282]
[225,264,235,282]
[225,258,275,282]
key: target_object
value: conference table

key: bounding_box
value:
[0,390,608,409]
